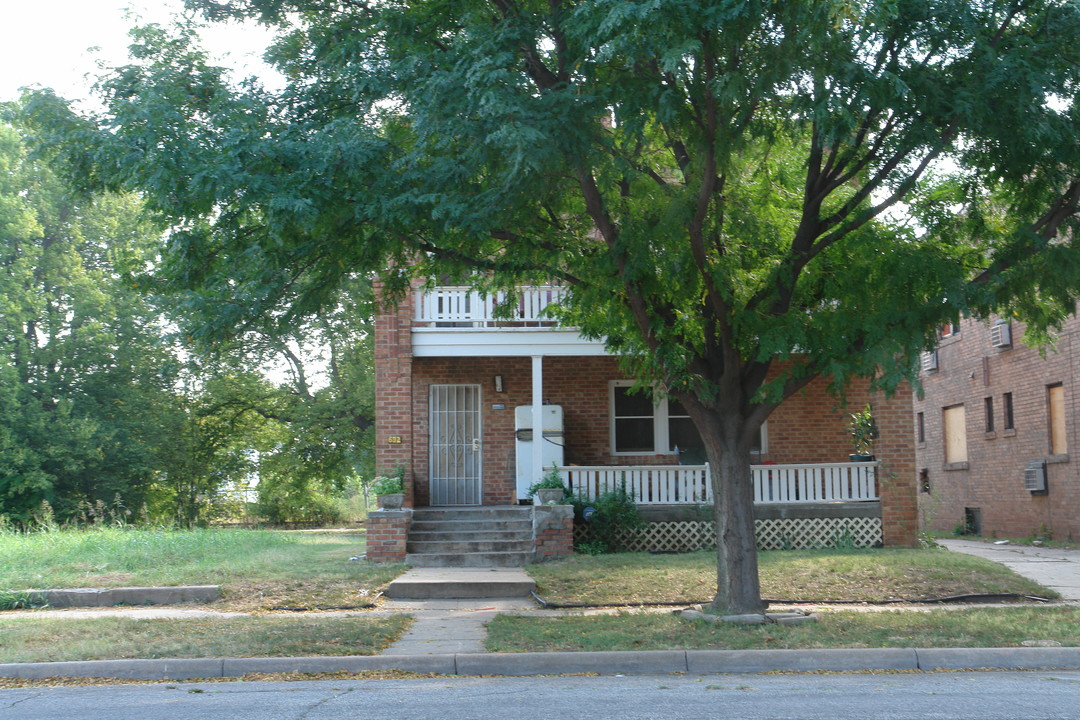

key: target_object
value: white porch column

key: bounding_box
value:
[531,354,544,487]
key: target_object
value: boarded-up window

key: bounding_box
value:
[1049,384,1067,455]
[943,405,967,464]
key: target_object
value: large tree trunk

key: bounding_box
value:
[696,408,764,614]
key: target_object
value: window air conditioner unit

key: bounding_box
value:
[991,321,1012,348]
[1024,460,1047,493]
[921,350,939,372]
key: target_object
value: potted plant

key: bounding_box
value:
[848,403,879,461]
[371,467,406,510]
[528,467,568,505]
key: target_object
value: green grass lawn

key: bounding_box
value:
[1,530,1069,661]
[486,607,1080,653]
[526,548,1055,605]
[493,547,1064,653]
[0,614,412,663]
[0,527,405,611]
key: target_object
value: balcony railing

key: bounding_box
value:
[561,461,878,505]
[414,286,568,328]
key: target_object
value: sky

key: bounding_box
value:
[1,0,277,105]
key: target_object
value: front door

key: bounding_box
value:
[429,384,482,505]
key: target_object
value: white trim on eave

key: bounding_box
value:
[411,328,612,357]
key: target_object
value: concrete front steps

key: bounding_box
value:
[405,506,534,569]
[384,567,536,599]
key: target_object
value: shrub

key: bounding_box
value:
[571,484,645,553]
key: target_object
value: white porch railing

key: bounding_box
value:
[561,462,878,505]
[752,462,878,503]
[563,465,712,505]
[414,286,568,327]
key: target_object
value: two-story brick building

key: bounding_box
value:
[369,281,918,565]
[915,314,1080,540]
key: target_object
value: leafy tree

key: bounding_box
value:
[169,277,377,524]
[2,101,373,526]
[0,116,184,522]
[24,1,1080,611]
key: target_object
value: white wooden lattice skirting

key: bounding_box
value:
[574,517,883,552]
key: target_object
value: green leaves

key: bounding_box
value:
[19,0,1080,469]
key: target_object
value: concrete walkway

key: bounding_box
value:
[380,598,537,655]
[938,538,1080,600]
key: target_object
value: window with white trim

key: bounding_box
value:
[611,382,656,453]
[609,381,766,459]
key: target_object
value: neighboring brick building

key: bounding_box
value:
[915,314,1080,540]
[376,281,919,548]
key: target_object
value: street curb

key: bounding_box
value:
[222,655,457,676]
[915,647,1080,670]
[3,647,1080,680]
[686,648,919,673]
[455,650,688,676]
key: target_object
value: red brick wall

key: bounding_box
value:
[533,506,574,560]
[365,511,411,563]
[873,384,918,547]
[373,279,417,506]
[915,315,1080,540]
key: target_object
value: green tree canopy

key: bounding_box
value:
[0,114,182,522]
[24,0,1080,611]
[2,103,375,527]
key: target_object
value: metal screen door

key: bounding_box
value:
[429,384,482,505]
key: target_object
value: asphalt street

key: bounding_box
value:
[3,671,1080,720]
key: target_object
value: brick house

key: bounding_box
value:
[371,281,918,563]
[915,314,1080,540]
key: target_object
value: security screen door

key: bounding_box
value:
[429,385,482,505]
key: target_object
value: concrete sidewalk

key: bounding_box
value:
[379,598,537,655]
[938,538,1080,600]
